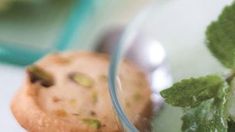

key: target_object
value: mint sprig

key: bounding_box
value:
[161,75,227,107]
[206,2,235,69]
[160,2,235,132]
[161,75,231,132]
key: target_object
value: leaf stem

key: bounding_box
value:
[225,71,235,84]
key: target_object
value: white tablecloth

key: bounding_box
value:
[0,64,24,131]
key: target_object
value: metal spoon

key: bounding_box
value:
[95,27,172,111]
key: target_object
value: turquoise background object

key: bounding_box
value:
[0,0,93,65]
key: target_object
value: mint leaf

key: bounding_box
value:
[206,2,235,69]
[182,98,229,132]
[160,75,226,107]
[228,118,235,132]
[160,75,231,132]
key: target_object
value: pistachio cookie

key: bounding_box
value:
[11,52,152,132]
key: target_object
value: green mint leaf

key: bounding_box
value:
[228,118,235,132]
[182,98,229,132]
[160,75,226,107]
[206,2,235,69]
[160,75,231,132]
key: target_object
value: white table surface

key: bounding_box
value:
[0,64,24,131]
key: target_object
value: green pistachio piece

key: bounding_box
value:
[92,92,98,104]
[69,72,94,88]
[82,118,101,129]
[27,65,54,87]
[133,92,142,101]
[69,98,77,107]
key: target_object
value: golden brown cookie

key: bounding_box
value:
[11,52,152,132]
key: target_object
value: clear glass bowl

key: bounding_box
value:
[108,0,232,131]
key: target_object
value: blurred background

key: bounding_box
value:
[0,0,153,65]
[0,0,233,131]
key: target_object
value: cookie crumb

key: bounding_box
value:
[99,74,108,81]
[125,102,131,108]
[54,109,67,117]
[72,113,80,116]
[90,111,96,116]
[52,96,61,103]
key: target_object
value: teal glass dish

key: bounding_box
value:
[0,0,92,65]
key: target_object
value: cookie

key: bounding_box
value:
[11,52,152,132]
